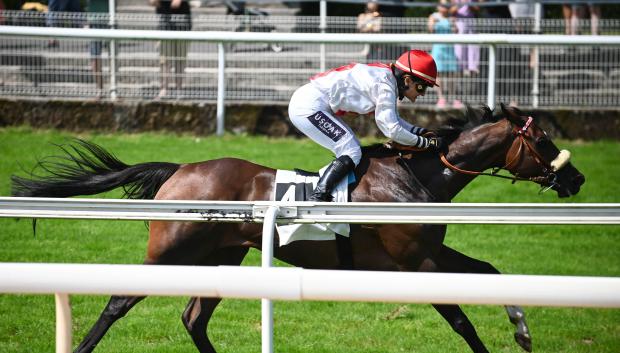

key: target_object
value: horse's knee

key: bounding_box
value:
[182,298,201,332]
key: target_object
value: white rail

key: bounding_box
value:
[1,197,619,353]
[1,263,618,307]
[2,197,619,224]
[2,26,620,45]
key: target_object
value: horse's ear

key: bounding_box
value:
[500,102,526,127]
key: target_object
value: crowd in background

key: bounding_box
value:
[353,0,606,108]
[0,0,614,104]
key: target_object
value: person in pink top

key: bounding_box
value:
[450,0,480,76]
[288,50,443,202]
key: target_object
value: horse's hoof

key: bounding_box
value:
[515,332,532,352]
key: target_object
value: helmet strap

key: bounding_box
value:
[408,50,415,77]
[391,64,408,101]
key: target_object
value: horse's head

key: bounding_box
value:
[499,103,585,198]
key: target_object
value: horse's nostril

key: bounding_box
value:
[573,174,585,187]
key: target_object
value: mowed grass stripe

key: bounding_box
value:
[0,127,618,353]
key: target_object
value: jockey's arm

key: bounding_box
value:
[397,116,428,136]
[374,83,430,148]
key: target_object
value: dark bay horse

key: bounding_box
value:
[11,104,585,353]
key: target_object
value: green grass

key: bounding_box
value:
[0,126,619,353]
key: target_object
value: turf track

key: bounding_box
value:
[0,127,618,353]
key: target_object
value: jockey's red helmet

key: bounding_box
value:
[394,50,438,86]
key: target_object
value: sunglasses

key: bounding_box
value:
[415,83,428,94]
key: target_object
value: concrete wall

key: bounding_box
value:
[1,98,618,140]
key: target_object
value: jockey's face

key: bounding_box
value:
[403,76,428,102]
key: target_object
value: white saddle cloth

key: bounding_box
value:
[273,165,351,246]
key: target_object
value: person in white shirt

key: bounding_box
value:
[288,49,444,202]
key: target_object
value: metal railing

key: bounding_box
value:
[1,12,619,112]
[1,197,620,353]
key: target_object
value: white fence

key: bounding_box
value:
[2,25,620,135]
[1,197,620,353]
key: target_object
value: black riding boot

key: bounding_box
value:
[309,155,355,202]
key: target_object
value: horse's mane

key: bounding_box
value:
[362,105,498,157]
[434,105,498,142]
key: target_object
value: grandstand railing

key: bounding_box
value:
[1,12,619,114]
[1,197,620,353]
[2,24,619,134]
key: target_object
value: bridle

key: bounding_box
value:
[439,116,567,193]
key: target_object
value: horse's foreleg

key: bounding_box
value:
[74,295,145,353]
[413,254,490,353]
[182,297,222,353]
[181,246,249,353]
[437,245,532,352]
[505,305,532,352]
[432,304,489,353]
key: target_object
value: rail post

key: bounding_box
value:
[319,0,327,72]
[55,293,72,353]
[532,3,542,108]
[487,44,496,110]
[261,205,279,353]
[108,0,117,100]
[216,42,226,136]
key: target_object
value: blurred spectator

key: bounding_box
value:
[564,3,600,35]
[150,0,192,100]
[19,2,49,27]
[478,0,511,20]
[509,0,538,67]
[509,0,536,34]
[357,1,384,61]
[224,1,245,15]
[562,5,573,34]
[46,0,82,46]
[86,0,109,98]
[0,0,5,25]
[450,0,480,98]
[429,0,461,109]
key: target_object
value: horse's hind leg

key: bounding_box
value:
[182,247,249,353]
[74,295,145,353]
[437,245,532,352]
[75,220,226,353]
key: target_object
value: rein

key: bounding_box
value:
[438,117,559,191]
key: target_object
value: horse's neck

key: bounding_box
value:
[424,120,514,201]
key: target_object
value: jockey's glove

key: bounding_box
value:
[428,137,445,151]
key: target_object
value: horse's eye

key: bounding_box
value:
[536,137,550,146]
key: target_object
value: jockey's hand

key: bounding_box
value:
[428,137,445,151]
[422,131,437,138]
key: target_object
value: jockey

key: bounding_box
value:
[288,49,444,202]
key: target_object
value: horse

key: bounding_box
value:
[11,104,585,353]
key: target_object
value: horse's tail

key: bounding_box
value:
[11,139,180,199]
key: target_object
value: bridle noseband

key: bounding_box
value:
[439,116,564,193]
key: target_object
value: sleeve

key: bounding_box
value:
[373,82,429,148]
[397,117,428,136]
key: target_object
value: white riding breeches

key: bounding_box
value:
[288,83,363,165]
